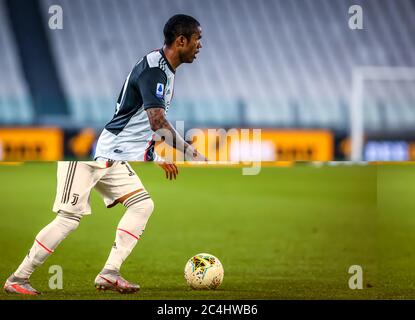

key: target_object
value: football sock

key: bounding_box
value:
[14,211,81,279]
[103,196,154,272]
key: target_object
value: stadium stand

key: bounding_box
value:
[2,0,415,133]
[0,0,34,125]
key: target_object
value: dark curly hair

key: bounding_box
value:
[163,14,200,46]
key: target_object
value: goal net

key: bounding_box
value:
[350,67,415,161]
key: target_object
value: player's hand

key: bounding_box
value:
[158,161,178,180]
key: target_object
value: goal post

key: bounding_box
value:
[350,66,415,161]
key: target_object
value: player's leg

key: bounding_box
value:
[4,211,82,295]
[104,192,154,270]
[94,161,154,293]
[4,162,98,295]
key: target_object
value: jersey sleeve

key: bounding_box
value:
[138,67,168,110]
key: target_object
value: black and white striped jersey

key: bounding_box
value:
[94,49,175,161]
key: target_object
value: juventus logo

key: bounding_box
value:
[71,193,80,205]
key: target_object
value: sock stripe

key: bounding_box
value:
[64,162,78,204]
[35,239,54,253]
[64,216,81,223]
[124,191,147,203]
[123,192,148,207]
[124,196,147,208]
[126,196,151,208]
[117,228,139,240]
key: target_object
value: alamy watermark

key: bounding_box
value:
[48,5,63,30]
[348,5,364,30]
[153,122,262,175]
[348,265,363,290]
[48,264,63,289]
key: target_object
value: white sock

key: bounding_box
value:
[103,197,154,272]
[14,212,81,279]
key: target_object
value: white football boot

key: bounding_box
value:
[4,274,41,295]
[94,269,140,294]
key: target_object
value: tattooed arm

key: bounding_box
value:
[146,107,206,161]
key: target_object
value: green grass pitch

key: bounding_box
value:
[377,164,415,299]
[0,162,411,300]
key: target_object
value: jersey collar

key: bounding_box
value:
[159,48,176,74]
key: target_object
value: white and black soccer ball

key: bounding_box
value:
[184,253,224,290]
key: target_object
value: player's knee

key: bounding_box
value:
[143,198,154,215]
[128,198,154,220]
[57,211,82,232]
[140,198,154,219]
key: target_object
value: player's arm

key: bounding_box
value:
[138,66,206,161]
[146,107,205,161]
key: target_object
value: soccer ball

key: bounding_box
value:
[184,253,224,290]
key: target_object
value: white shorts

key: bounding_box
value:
[52,161,146,215]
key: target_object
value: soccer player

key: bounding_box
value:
[94,14,203,162]
[4,14,205,295]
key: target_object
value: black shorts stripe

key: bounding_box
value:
[124,192,149,207]
[64,162,78,204]
[61,162,75,203]
[126,196,151,208]
[62,162,75,204]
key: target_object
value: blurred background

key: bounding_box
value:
[0,0,414,161]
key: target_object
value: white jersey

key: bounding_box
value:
[94,49,175,161]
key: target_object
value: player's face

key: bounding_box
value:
[182,27,202,63]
